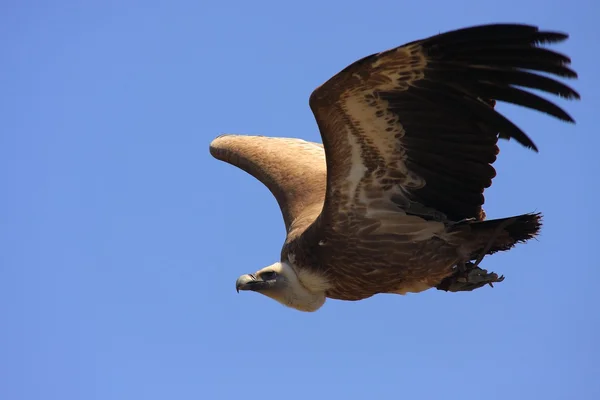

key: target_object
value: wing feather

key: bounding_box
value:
[308,23,579,228]
[210,135,327,232]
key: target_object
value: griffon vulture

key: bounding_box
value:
[209,23,579,312]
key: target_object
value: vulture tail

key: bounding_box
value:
[469,212,542,258]
[436,213,542,292]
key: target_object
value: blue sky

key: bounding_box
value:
[1,0,598,399]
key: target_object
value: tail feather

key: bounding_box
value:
[469,212,542,258]
[438,212,542,292]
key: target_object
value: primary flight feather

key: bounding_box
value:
[209,23,579,312]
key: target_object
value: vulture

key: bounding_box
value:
[209,23,579,312]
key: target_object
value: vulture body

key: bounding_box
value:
[210,23,579,312]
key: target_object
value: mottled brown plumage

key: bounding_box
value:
[210,23,579,312]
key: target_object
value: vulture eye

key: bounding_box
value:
[261,271,277,280]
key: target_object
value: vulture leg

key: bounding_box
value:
[435,262,505,292]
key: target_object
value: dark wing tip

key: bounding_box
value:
[417,23,579,151]
[535,31,569,44]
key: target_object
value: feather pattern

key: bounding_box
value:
[308,23,578,226]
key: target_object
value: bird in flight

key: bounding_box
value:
[210,23,579,312]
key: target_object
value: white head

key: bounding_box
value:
[235,262,327,312]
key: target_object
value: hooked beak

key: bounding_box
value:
[235,274,275,293]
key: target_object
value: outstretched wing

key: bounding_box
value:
[309,23,579,232]
[210,135,327,232]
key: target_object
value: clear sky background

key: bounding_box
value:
[1,0,598,399]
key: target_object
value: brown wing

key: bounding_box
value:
[209,135,327,232]
[309,23,579,230]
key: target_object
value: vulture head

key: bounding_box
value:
[235,262,327,312]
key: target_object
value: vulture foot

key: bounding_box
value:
[435,262,505,292]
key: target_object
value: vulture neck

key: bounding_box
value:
[282,262,328,312]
